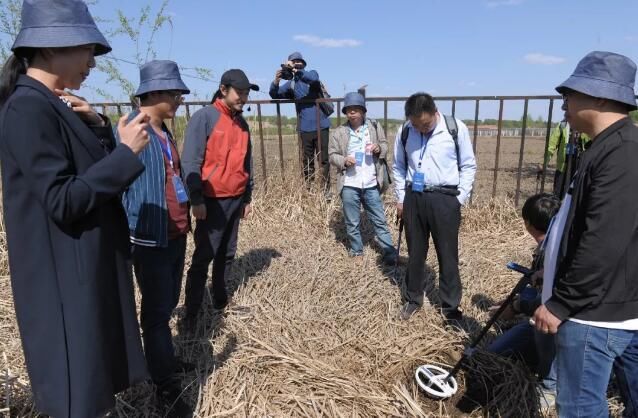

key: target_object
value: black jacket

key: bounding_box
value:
[546,117,638,322]
[0,75,148,417]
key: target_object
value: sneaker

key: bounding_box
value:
[399,302,421,321]
[156,380,193,418]
[538,386,556,414]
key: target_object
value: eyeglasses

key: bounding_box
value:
[562,94,569,105]
[165,91,183,102]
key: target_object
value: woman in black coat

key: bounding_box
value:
[0,1,151,416]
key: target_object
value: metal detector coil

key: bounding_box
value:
[414,262,534,400]
[415,365,458,398]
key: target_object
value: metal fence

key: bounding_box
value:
[93,95,570,206]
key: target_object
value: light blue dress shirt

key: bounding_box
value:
[392,113,477,204]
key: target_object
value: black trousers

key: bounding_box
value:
[300,128,330,186]
[184,196,242,316]
[402,188,462,311]
[133,235,187,385]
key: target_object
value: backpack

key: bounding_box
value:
[317,82,334,116]
[400,114,460,171]
[289,79,334,116]
[369,120,392,192]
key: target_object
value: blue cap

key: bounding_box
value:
[287,51,307,66]
[342,92,366,113]
[135,60,190,97]
[556,51,637,110]
[12,0,111,56]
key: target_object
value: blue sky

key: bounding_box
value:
[81,0,638,119]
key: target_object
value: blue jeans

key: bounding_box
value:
[486,321,557,391]
[555,321,638,418]
[341,186,394,257]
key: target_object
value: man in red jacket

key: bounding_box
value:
[181,69,256,324]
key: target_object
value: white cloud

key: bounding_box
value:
[487,0,524,7]
[293,34,362,48]
[524,53,566,65]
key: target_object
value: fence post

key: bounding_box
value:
[514,99,529,206]
[492,99,504,198]
[276,103,285,181]
[540,99,555,193]
[257,104,268,191]
[315,103,322,188]
[383,100,388,138]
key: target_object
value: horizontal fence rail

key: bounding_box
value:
[92,94,636,206]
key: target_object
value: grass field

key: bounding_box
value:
[0,126,627,417]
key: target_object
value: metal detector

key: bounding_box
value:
[414,262,535,399]
[392,218,404,286]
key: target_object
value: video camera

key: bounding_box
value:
[280,64,294,80]
[280,62,303,80]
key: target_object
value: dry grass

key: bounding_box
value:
[0,178,626,417]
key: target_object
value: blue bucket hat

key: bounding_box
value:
[12,0,111,56]
[556,51,637,110]
[342,92,366,114]
[287,51,307,66]
[135,60,190,97]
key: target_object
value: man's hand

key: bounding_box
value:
[241,203,251,219]
[274,69,282,84]
[344,156,356,167]
[55,89,104,126]
[372,144,381,154]
[191,203,207,220]
[396,203,403,220]
[532,304,562,334]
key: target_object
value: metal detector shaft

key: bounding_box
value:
[444,272,532,382]
[393,218,404,285]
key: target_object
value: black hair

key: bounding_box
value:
[211,84,231,103]
[404,92,437,118]
[522,193,560,233]
[0,50,35,107]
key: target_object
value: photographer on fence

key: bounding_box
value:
[270,52,332,197]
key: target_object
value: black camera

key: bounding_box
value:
[280,64,294,80]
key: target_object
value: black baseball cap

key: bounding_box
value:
[220,69,259,91]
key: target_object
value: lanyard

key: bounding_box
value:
[349,122,368,150]
[417,130,434,169]
[156,130,174,170]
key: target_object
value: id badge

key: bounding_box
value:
[355,152,364,166]
[172,176,189,203]
[412,172,425,192]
